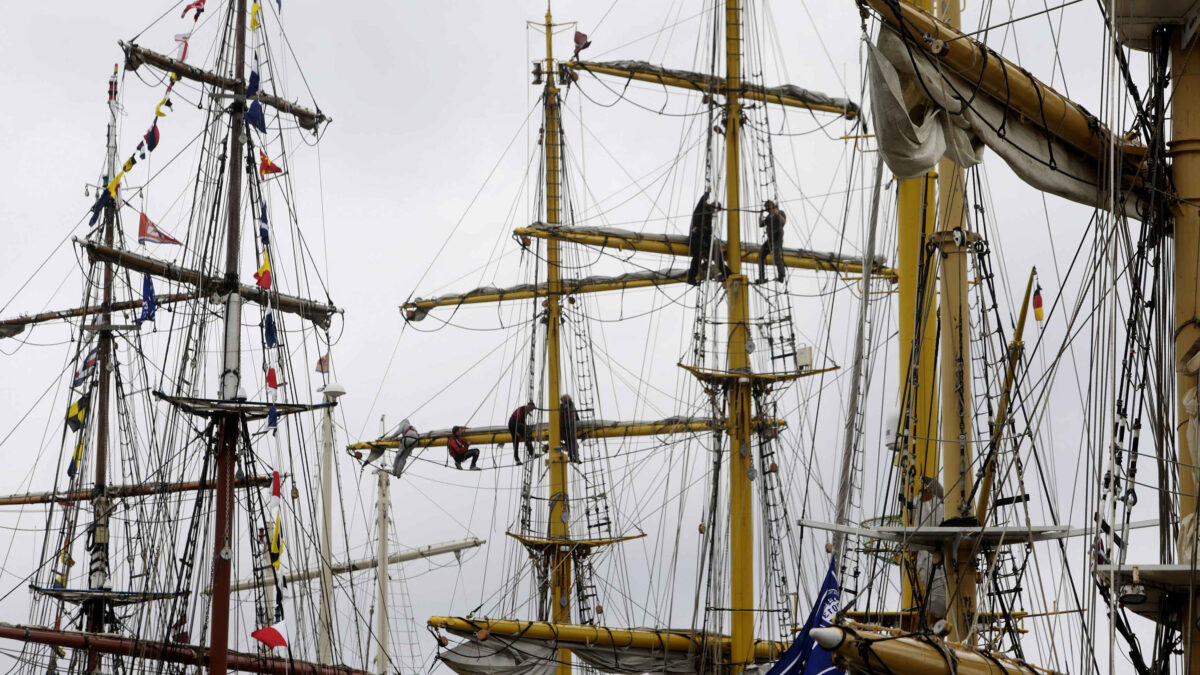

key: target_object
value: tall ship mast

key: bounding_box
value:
[0,2,480,673]
[352,1,877,672]
[348,1,1200,674]
[12,1,1200,674]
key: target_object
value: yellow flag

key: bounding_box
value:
[269,515,282,569]
[106,170,126,199]
[250,2,262,30]
[155,97,170,117]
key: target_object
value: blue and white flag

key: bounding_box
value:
[244,99,267,133]
[136,274,157,325]
[767,558,842,675]
[247,57,261,98]
[259,203,271,246]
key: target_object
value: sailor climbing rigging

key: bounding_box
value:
[757,200,787,284]
[686,190,727,285]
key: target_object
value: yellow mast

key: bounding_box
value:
[721,2,755,672]
[405,4,854,671]
[896,173,938,627]
[1172,27,1200,675]
[895,0,939,629]
[541,9,572,675]
[931,0,979,644]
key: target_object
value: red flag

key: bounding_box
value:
[251,621,288,649]
[259,151,283,176]
[266,366,279,389]
[181,0,206,19]
[138,213,182,245]
[573,31,591,59]
[315,353,330,373]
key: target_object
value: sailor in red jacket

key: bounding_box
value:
[447,426,480,470]
[508,401,536,465]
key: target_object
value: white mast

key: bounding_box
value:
[374,469,391,675]
[318,382,347,664]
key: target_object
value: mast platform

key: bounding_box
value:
[506,531,645,550]
[679,363,836,386]
[30,587,186,606]
[799,519,1074,551]
[155,391,335,420]
[1095,564,1200,623]
[1111,0,1200,50]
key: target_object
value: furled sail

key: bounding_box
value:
[434,619,777,672]
[868,27,1139,215]
[439,640,558,675]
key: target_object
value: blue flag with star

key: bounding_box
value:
[767,557,842,675]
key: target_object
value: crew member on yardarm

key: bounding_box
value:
[447,425,480,470]
[757,199,787,284]
[686,190,728,285]
[559,394,581,464]
[507,401,536,465]
[388,418,420,477]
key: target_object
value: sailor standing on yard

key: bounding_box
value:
[757,199,787,284]
[686,190,728,285]
[559,394,581,464]
[507,401,536,465]
[388,418,420,477]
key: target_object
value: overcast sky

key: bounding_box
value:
[0,1,1158,672]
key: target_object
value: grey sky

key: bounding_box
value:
[0,0,1154,672]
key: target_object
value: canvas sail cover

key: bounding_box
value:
[439,639,558,675]
[867,28,1134,215]
[438,632,728,674]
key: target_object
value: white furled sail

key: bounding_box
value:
[868,28,1137,214]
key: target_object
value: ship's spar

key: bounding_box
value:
[384,2,867,673]
[399,1,1194,674]
[0,1,366,672]
[815,1,1200,674]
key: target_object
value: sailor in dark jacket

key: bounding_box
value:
[559,394,581,464]
[757,200,787,284]
[686,190,728,285]
[508,401,536,465]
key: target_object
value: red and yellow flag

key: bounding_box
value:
[1033,284,1044,322]
[259,151,283,176]
[254,251,272,289]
